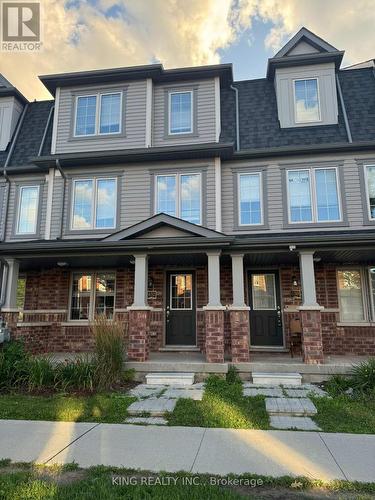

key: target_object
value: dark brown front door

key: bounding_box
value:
[248,271,283,346]
[166,272,196,345]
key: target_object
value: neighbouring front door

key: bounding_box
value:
[248,271,283,346]
[166,272,196,345]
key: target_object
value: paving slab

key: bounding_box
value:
[48,424,205,472]
[127,397,176,416]
[243,387,283,397]
[243,382,280,390]
[284,389,311,398]
[129,384,166,398]
[124,417,167,425]
[161,388,204,400]
[266,397,317,416]
[320,433,375,483]
[270,416,321,431]
[0,420,97,463]
[192,429,344,479]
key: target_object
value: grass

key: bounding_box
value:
[0,393,135,423]
[0,463,375,500]
[312,395,375,434]
[168,376,269,429]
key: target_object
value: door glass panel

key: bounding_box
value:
[252,274,276,310]
[170,274,192,310]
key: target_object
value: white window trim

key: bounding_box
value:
[169,273,193,311]
[286,167,342,224]
[238,172,263,226]
[74,92,122,138]
[71,177,117,231]
[168,90,193,135]
[293,77,322,124]
[364,164,375,221]
[16,185,40,235]
[337,268,370,324]
[68,271,116,322]
[251,273,277,311]
[155,172,202,225]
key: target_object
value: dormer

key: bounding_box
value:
[267,28,344,129]
[0,74,27,151]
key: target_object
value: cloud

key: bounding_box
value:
[0,0,374,101]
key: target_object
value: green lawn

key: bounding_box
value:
[168,376,269,429]
[312,395,375,434]
[0,393,135,423]
[0,462,374,500]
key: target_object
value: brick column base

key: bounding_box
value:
[229,309,250,362]
[205,309,225,363]
[300,309,324,364]
[128,309,150,362]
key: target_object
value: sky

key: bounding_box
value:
[0,0,374,101]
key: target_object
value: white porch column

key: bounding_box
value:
[230,253,248,308]
[2,258,20,310]
[299,250,321,309]
[129,253,149,309]
[204,250,224,308]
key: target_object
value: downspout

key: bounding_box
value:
[230,84,240,151]
[1,104,29,242]
[0,258,9,308]
[336,74,352,143]
[55,159,66,239]
[38,105,54,156]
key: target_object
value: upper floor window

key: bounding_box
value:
[238,173,263,225]
[287,167,341,224]
[74,92,122,137]
[155,173,201,225]
[70,272,115,320]
[17,185,39,235]
[169,91,193,135]
[71,178,117,230]
[293,78,321,123]
[364,165,375,220]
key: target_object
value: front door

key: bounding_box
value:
[248,271,283,346]
[166,272,196,345]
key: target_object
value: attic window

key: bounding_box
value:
[293,78,321,123]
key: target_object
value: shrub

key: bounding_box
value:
[55,356,95,392]
[123,368,135,383]
[226,365,241,384]
[91,315,126,390]
[0,340,30,391]
[350,358,375,396]
[325,374,352,397]
[27,356,56,392]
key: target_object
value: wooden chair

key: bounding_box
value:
[289,318,302,358]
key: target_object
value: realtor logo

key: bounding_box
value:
[1,1,42,51]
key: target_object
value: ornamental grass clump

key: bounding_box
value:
[91,315,126,390]
[350,358,375,396]
[55,356,96,393]
[27,356,55,392]
[0,340,30,392]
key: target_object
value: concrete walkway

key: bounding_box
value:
[0,420,374,482]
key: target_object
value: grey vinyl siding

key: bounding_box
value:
[4,175,47,241]
[221,153,375,235]
[55,80,147,154]
[0,182,7,240]
[48,159,217,239]
[152,79,216,147]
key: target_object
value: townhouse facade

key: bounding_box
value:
[0,28,375,365]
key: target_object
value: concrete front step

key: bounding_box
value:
[270,415,321,431]
[265,397,317,417]
[252,372,302,386]
[146,372,195,386]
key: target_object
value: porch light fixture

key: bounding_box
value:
[57,262,69,267]
[148,277,155,289]
[292,275,298,287]
[313,256,322,262]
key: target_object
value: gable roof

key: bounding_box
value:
[103,213,226,241]
[274,27,339,58]
[0,74,28,104]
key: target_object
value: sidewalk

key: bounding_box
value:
[0,420,374,482]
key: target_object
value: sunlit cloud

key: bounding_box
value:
[0,0,373,101]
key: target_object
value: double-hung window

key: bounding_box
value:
[16,185,40,235]
[169,91,193,135]
[337,267,375,323]
[71,178,117,230]
[293,78,321,123]
[238,173,263,225]
[287,168,341,224]
[364,165,375,221]
[74,92,122,136]
[70,272,115,320]
[155,173,201,225]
